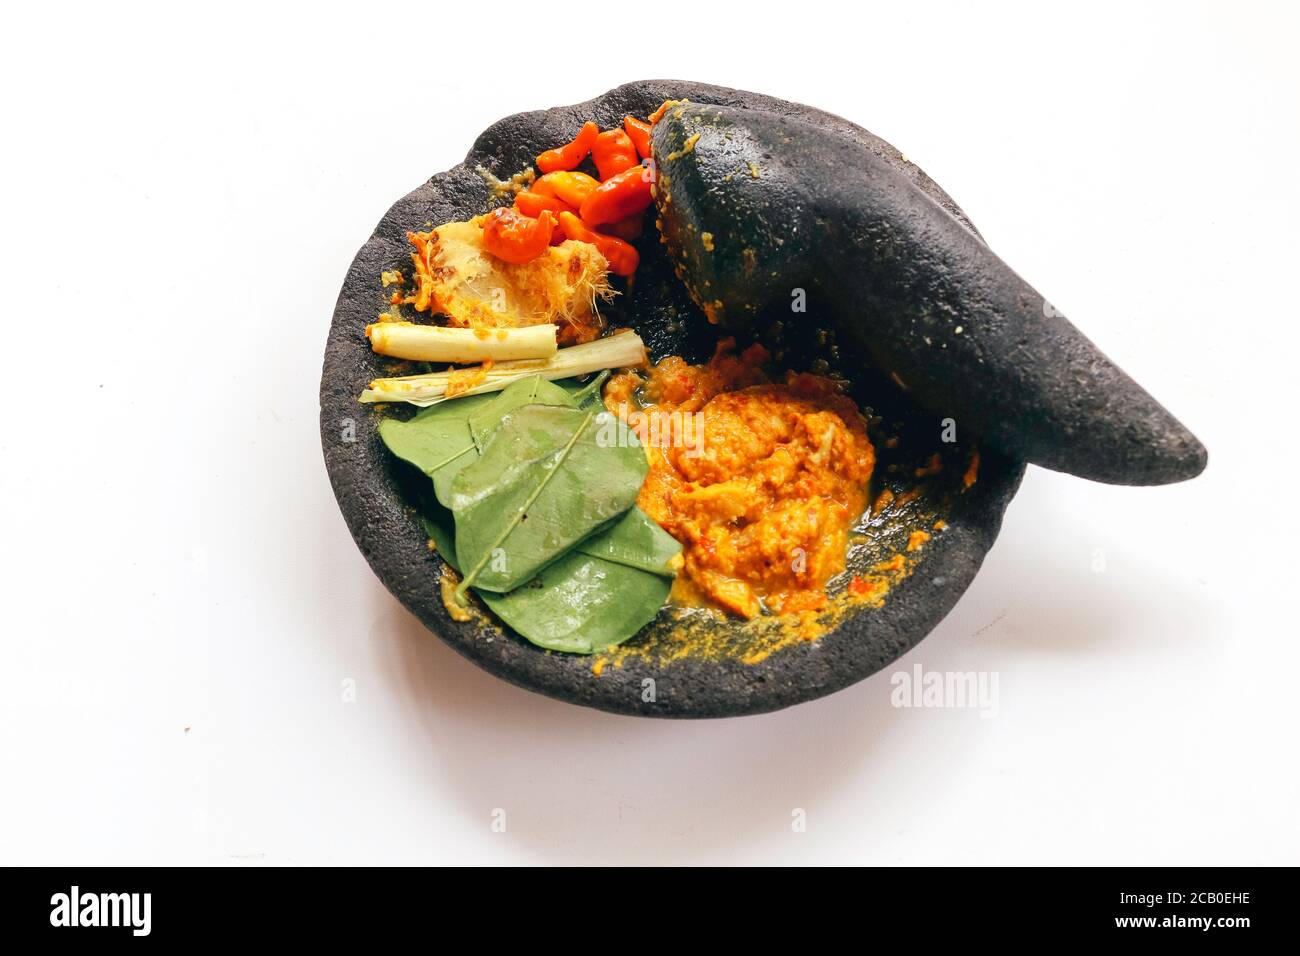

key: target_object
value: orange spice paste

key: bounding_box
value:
[605,340,875,619]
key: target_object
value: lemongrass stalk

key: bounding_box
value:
[366,322,557,363]
[359,331,646,406]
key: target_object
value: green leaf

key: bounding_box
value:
[467,376,575,451]
[558,371,611,410]
[383,371,680,654]
[377,377,574,507]
[423,507,679,654]
[423,507,459,566]
[482,547,673,653]
[377,392,495,507]
[448,404,647,594]
[576,507,680,577]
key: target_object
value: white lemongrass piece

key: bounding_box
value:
[359,330,647,406]
[366,322,557,363]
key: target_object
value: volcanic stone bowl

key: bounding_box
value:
[320,80,1025,718]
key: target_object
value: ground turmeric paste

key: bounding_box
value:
[605,340,875,618]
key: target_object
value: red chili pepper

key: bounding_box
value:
[579,163,654,227]
[648,99,682,124]
[480,207,555,264]
[623,116,652,158]
[597,211,644,242]
[533,171,601,209]
[529,177,558,196]
[515,190,575,218]
[591,128,639,179]
[557,211,638,276]
[536,121,599,174]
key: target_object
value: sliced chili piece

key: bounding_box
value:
[536,121,599,174]
[597,212,645,243]
[515,190,575,218]
[533,171,601,209]
[623,116,652,158]
[480,207,555,264]
[648,99,684,124]
[557,211,639,276]
[579,163,654,227]
[591,128,639,179]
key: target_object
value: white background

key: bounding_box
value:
[2,1,1296,865]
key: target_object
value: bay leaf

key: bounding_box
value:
[378,376,574,507]
[467,375,575,450]
[448,404,646,594]
[377,392,495,506]
[557,373,610,409]
[424,506,679,654]
[382,371,680,652]
[576,507,680,577]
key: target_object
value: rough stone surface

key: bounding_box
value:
[654,103,1208,486]
[320,80,1025,718]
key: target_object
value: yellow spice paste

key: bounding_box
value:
[605,339,875,619]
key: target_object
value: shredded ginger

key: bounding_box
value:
[402,217,614,345]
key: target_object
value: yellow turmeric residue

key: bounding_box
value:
[914,453,943,477]
[871,488,894,517]
[592,541,923,672]
[963,448,980,489]
[445,360,493,398]
[439,567,474,623]
[605,339,875,620]
[474,164,536,200]
[665,133,701,163]
[648,99,688,123]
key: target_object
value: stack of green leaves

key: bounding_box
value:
[378,374,681,654]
